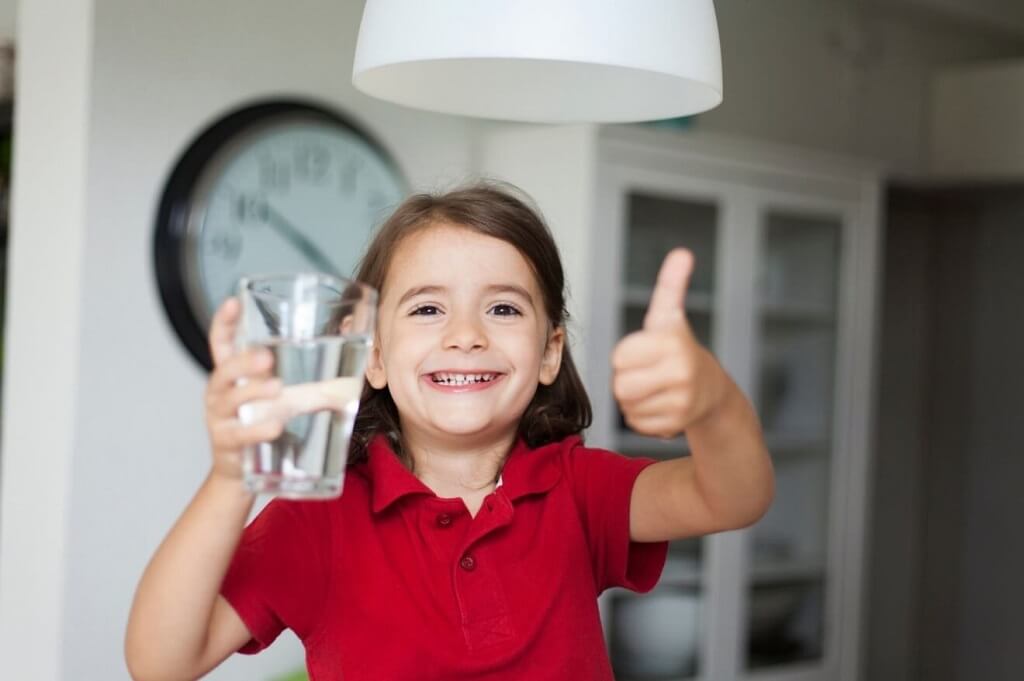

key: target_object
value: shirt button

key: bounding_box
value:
[436,513,453,528]
[460,554,476,571]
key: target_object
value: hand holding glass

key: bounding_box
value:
[236,273,376,499]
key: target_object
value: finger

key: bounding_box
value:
[209,297,242,368]
[211,418,285,452]
[623,413,683,440]
[622,389,691,421]
[643,249,694,332]
[614,365,674,405]
[611,331,682,371]
[277,380,358,416]
[216,378,284,419]
[237,378,364,426]
[207,348,274,395]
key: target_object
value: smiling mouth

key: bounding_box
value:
[428,372,501,386]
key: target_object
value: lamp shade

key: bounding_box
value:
[352,0,723,123]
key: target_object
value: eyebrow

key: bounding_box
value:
[396,284,536,308]
[396,285,445,307]
[487,284,536,307]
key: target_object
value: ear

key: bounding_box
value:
[538,326,565,386]
[365,342,388,389]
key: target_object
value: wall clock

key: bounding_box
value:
[155,99,407,370]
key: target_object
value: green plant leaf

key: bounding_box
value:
[269,669,308,681]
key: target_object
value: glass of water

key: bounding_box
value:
[236,272,376,499]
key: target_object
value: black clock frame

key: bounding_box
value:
[154,98,404,372]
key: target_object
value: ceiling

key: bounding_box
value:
[876,0,1024,38]
[0,2,1021,51]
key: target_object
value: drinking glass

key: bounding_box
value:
[236,272,376,499]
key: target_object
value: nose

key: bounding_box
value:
[442,311,488,352]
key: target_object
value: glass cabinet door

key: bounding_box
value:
[608,191,719,681]
[619,191,718,427]
[746,210,842,670]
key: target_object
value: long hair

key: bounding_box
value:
[348,180,592,468]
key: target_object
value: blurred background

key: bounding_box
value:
[0,1,1022,680]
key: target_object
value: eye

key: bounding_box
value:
[410,304,442,316]
[489,303,522,317]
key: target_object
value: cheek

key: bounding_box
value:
[507,331,547,372]
[379,327,432,373]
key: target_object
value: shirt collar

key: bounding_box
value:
[362,433,573,514]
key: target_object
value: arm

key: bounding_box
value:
[125,299,285,681]
[125,476,255,681]
[612,250,775,543]
[629,375,774,542]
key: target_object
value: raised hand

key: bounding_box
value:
[203,297,285,481]
[611,249,728,439]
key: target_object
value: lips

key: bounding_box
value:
[430,372,498,385]
[423,370,505,393]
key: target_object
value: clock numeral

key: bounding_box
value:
[209,231,243,263]
[339,158,364,196]
[295,145,330,183]
[236,195,269,224]
[259,156,291,192]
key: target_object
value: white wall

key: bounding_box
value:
[0,0,13,42]
[2,1,478,679]
[0,1,94,680]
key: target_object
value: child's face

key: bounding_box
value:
[365,223,565,450]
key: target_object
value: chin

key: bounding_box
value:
[431,417,519,442]
[434,419,496,436]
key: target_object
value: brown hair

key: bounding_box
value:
[347,180,592,468]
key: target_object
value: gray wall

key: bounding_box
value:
[956,193,1024,681]
[868,187,1024,681]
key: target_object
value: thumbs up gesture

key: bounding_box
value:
[612,249,729,439]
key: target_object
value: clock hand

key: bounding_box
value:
[261,201,344,279]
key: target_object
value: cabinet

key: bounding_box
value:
[480,124,881,681]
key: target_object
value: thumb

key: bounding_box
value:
[643,249,694,331]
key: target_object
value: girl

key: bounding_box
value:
[125,182,774,681]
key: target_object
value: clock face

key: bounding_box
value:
[155,101,407,370]
[185,114,406,330]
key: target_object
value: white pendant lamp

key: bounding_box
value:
[352,0,723,123]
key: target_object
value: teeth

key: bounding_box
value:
[432,372,496,385]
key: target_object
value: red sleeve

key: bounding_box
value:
[220,498,331,654]
[564,442,668,594]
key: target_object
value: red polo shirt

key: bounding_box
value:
[221,434,668,680]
